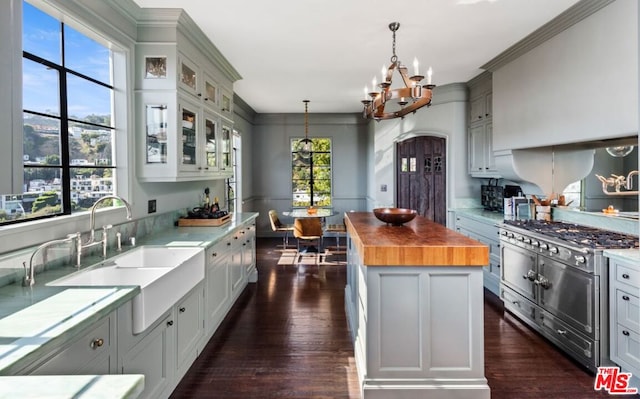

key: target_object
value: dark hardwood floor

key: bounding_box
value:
[170,238,628,398]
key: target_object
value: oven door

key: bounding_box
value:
[537,255,597,339]
[501,240,537,301]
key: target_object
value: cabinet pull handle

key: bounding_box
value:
[623,330,630,336]
[179,307,186,313]
[167,320,174,326]
[212,252,217,257]
[556,329,567,336]
[90,338,104,349]
[623,295,630,301]
[622,273,630,279]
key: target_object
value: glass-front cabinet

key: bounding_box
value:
[134,15,240,182]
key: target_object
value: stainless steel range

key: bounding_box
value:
[499,219,638,373]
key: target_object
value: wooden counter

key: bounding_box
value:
[345,212,488,266]
[344,212,491,399]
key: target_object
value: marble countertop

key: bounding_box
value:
[0,212,258,376]
[0,374,144,399]
[345,212,488,266]
[603,248,640,264]
[451,208,507,225]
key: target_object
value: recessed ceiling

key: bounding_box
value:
[132,0,580,114]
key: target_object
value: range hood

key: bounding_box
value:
[494,148,595,196]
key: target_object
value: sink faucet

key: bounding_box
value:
[23,234,78,287]
[79,195,133,263]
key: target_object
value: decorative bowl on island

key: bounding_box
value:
[373,208,417,226]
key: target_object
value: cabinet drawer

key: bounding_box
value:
[613,324,640,371]
[615,262,640,287]
[31,315,112,375]
[207,238,232,264]
[615,288,640,333]
[501,286,535,321]
[455,215,499,239]
[538,310,593,362]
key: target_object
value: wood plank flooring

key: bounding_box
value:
[170,238,632,398]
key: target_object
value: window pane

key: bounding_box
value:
[67,74,112,126]
[312,152,330,166]
[23,113,61,165]
[23,58,60,116]
[64,25,111,84]
[70,168,115,210]
[23,3,61,64]
[69,122,114,166]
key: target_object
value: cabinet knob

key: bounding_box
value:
[179,307,186,313]
[623,295,630,301]
[212,252,217,257]
[622,273,630,279]
[167,320,174,327]
[197,93,202,97]
[227,242,231,246]
[623,330,630,336]
[477,116,482,120]
[90,338,104,349]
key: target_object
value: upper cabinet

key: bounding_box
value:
[135,9,241,182]
[467,72,499,178]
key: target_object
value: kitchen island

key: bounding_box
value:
[344,212,490,399]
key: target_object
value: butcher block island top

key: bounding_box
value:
[345,212,488,266]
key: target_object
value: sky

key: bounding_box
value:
[22,2,112,120]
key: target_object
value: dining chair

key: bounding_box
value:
[293,217,323,253]
[268,210,294,250]
[323,218,346,251]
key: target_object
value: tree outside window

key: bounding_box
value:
[291,138,332,207]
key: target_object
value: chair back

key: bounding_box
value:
[294,218,323,238]
[268,210,282,231]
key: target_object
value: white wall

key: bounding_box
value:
[371,83,478,214]
[493,0,638,151]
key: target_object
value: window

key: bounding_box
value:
[0,2,118,225]
[291,138,332,207]
[562,180,582,209]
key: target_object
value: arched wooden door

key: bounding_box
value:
[396,136,446,225]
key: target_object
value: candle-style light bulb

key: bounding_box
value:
[364,86,368,100]
[427,66,433,84]
[381,65,387,82]
[413,57,419,76]
[372,77,377,92]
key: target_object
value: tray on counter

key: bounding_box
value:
[178,213,231,227]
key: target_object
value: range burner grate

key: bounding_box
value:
[503,219,639,249]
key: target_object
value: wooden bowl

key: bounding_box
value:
[373,208,417,226]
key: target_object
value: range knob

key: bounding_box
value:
[574,255,586,264]
[523,238,532,244]
[531,240,540,247]
[549,247,559,254]
[539,243,549,250]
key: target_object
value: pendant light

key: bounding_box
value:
[298,100,312,159]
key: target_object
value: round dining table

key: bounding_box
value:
[282,208,335,218]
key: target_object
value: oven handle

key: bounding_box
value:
[534,273,551,289]
[522,270,537,281]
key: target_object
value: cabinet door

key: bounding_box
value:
[179,98,200,172]
[176,285,204,378]
[484,92,493,119]
[204,111,219,171]
[203,72,218,106]
[121,314,175,399]
[178,54,199,97]
[30,314,114,375]
[469,95,485,123]
[468,124,485,173]
[206,254,230,336]
[484,122,496,172]
[220,124,232,171]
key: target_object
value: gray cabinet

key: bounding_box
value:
[609,257,640,381]
[467,73,499,178]
[241,223,257,282]
[205,237,232,339]
[454,212,501,296]
[29,312,116,376]
[176,284,204,381]
[120,311,174,399]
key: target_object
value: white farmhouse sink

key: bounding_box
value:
[48,246,205,334]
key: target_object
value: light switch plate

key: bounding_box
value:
[148,199,156,214]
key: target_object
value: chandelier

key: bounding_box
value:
[361,22,435,121]
[298,100,312,159]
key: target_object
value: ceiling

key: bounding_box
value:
[132,0,581,114]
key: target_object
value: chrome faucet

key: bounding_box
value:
[23,234,78,287]
[78,195,133,263]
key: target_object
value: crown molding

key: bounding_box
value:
[481,0,615,72]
